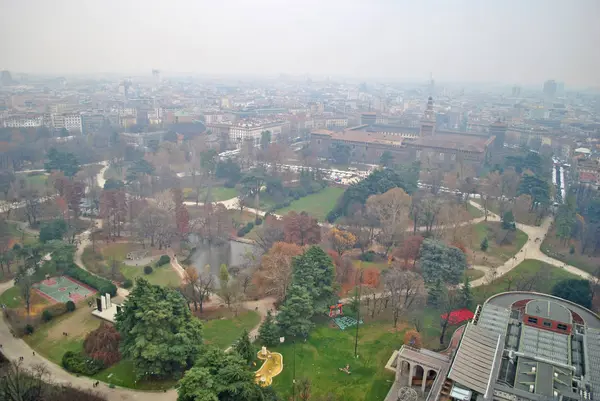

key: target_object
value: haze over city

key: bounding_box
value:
[1,0,600,87]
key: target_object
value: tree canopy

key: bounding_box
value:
[44,148,80,177]
[551,279,592,309]
[291,246,336,309]
[328,167,417,221]
[419,239,467,285]
[115,278,204,379]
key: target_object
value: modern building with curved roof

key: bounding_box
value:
[387,292,600,401]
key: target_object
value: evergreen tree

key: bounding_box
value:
[427,279,445,308]
[115,278,204,379]
[291,246,335,310]
[277,285,314,337]
[234,329,255,365]
[258,310,280,347]
[461,276,473,309]
[480,237,489,251]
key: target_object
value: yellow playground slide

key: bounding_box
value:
[255,346,283,387]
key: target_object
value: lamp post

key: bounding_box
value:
[292,340,296,401]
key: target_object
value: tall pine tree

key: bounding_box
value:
[277,285,314,337]
[461,275,473,309]
[258,310,280,346]
[234,329,255,364]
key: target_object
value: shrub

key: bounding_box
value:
[25,324,34,335]
[480,237,489,252]
[157,255,171,266]
[83,323,122,367]
[359,250,376,262]
[109,384,115,389]
[66,300,76,312]
[283,200,291,207]
[569,245,575,254]
[42,310,53,322]
[255,217,263,225]
[246,222,254,230]
[64,263,117,296]
[62,351,104,375]
[47,303,67,315]
[122,279,133,289]
[144,265,153,275]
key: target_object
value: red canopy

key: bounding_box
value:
[441,308,474,325]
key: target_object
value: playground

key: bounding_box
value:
[33,276,95,304]
[255,347,283,387]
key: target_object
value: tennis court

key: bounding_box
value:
[33,276,95,303]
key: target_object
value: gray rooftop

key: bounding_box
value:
[520,325,570,366]
[525,299,572,324]
[448,322,504,398]
[478,303,511,338]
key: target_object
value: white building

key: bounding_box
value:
[64,113,82,132]
[2,115,43,128]
[229,121,287,148]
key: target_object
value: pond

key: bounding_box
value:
[188,237,258,284]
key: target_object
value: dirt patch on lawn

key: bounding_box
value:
[46,303,102,342]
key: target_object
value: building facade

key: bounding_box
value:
[387,292,600,401]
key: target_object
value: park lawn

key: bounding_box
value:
[466,202,484,218]
[270,321,405,401]
[202,310,261,349]
[463,269,485,281]
[7,222,37,245]
[93,359,177,390]
[120,265,181,288]
[0,285,50,309]
[25,302,102,364]
[540,226,599,275]
[21,173,48,192]
[472,259,580,305]
[276,187,345,221]
[472,222,528,263]
[0,286,23,308]
[184,186,238,202]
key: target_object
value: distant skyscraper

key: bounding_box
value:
[419,97,435,137]
[543,80,557,97]
[0,70,13,86]
[428,73,435,96]
[512,86,521,97]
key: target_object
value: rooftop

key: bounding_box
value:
[312,129,404,147]
[407,133,494,153]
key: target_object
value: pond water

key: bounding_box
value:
[188,237,258,283]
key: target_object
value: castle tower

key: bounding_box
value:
[489,118,507,152]
[420,96,436,137]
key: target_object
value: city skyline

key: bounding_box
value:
[1,0,599,87]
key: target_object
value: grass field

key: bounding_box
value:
[471,222,528,265]
[19,173,48,192]
[463,269,485,281]
[93,359,177,390]
[120,265,181,287]
[540,226,599,275]
[184,186,238,202]
[202,310,261,349]
[466,202,484,218]
[82,244,180,287]
[25,302,101,364]
[0,285,51,309]
[472,259,579,304]
[276,187,344,221]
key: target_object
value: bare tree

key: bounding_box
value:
[383,267,423,328]
[22,189,41,227]
[366,188,411,255]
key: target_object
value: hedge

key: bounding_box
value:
[62,351,104,375]
[237,222,255,237]
[144,265,153,275]
[64,263,117,296]
[157,255,171,266]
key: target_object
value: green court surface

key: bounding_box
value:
[34,276,95,303]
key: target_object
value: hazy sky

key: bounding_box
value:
[1,0,599,86]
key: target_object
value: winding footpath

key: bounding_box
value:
[0,163,594,400]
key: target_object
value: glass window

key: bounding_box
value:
[527,317,538,324]
[543,321,552,327]
[557,324,568,331]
